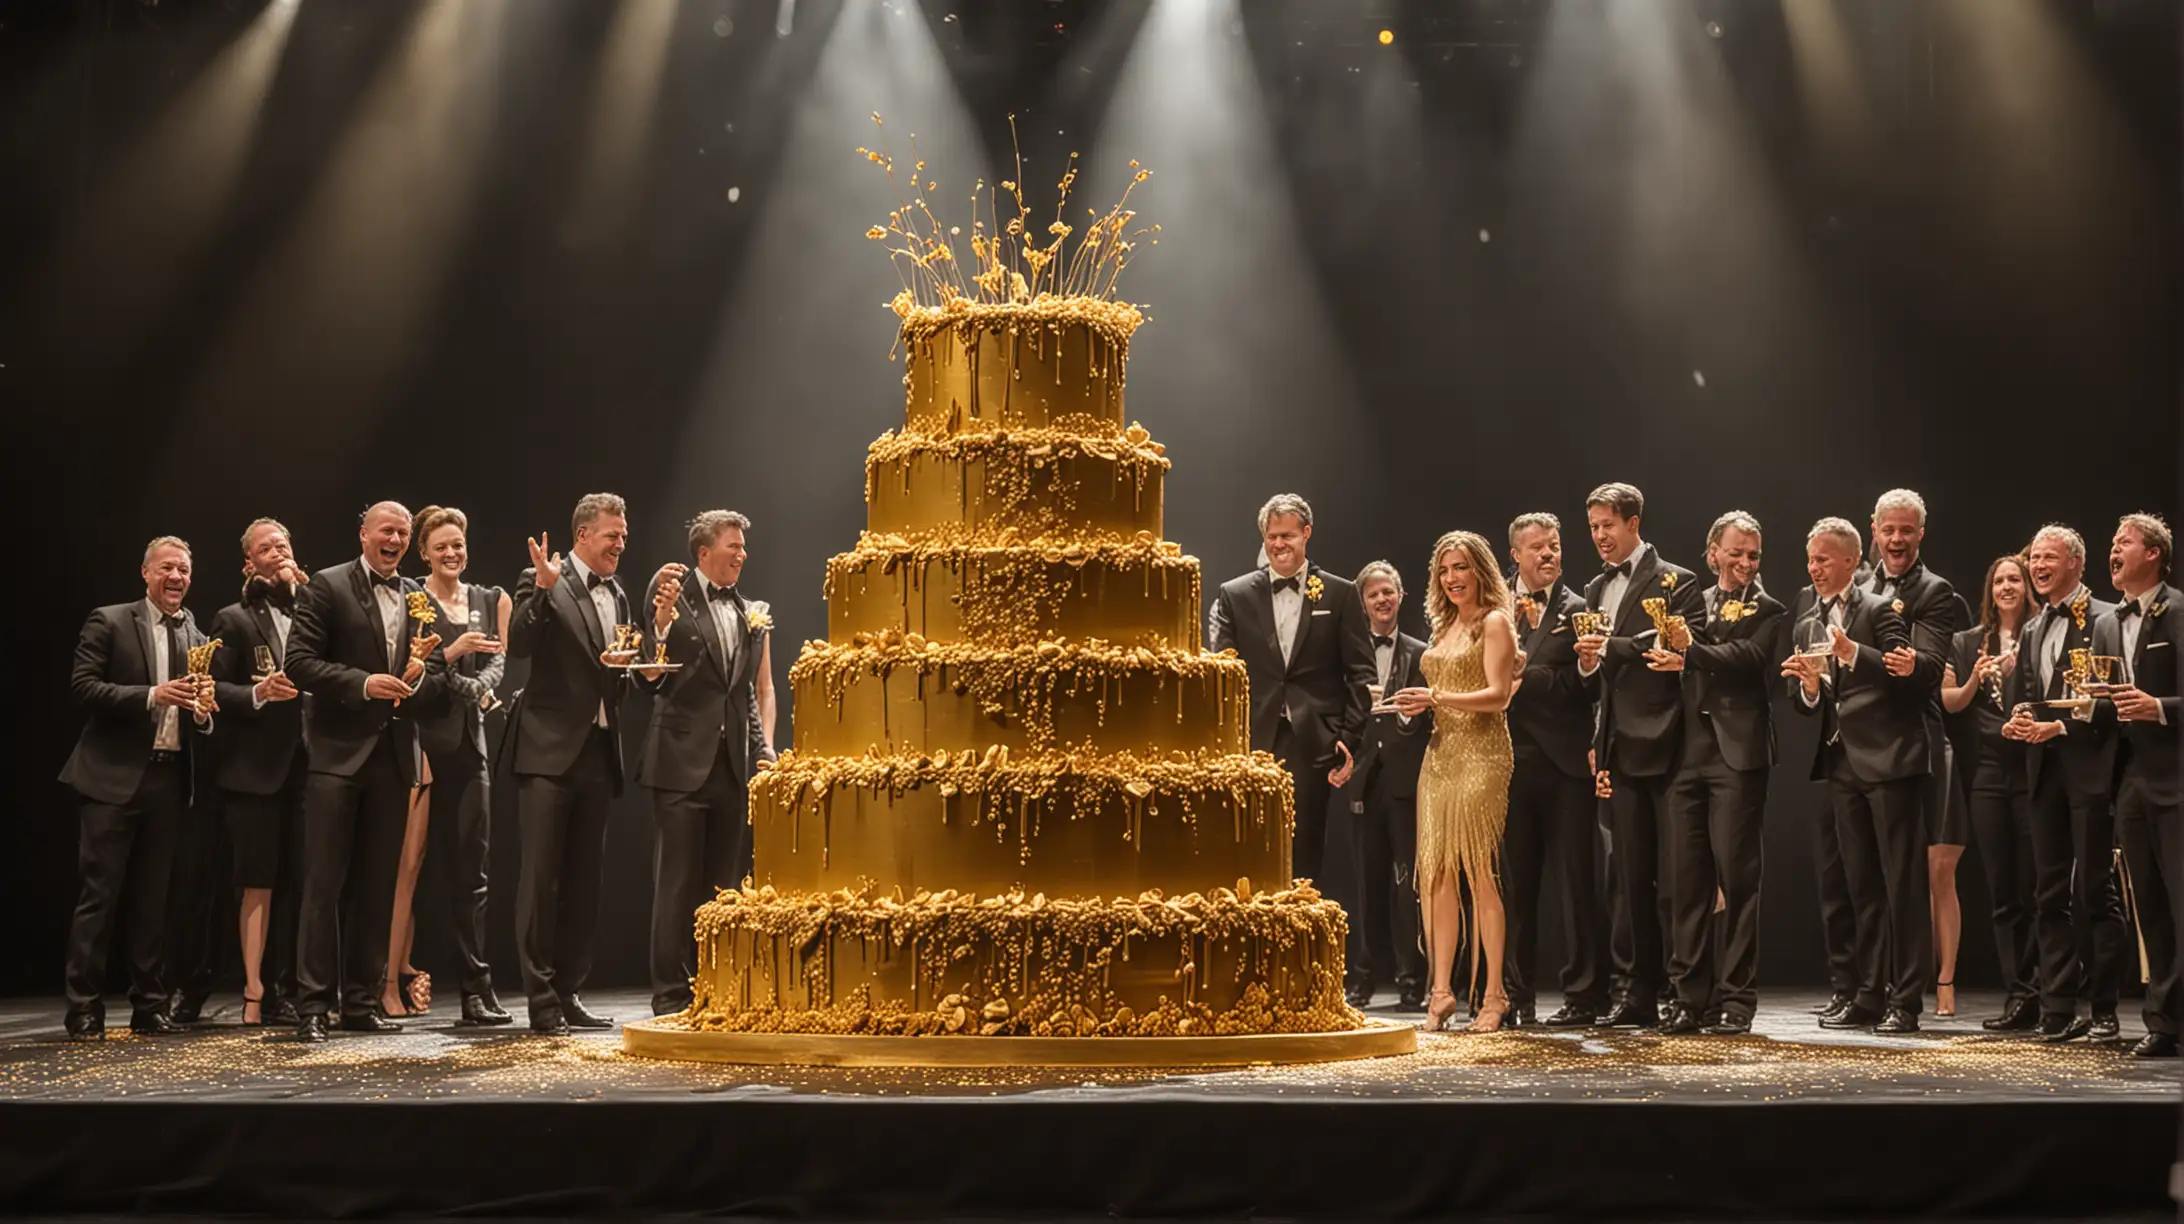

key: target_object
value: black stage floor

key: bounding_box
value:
[2,988,2178,1219]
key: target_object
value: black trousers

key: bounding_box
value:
[2118,770,2184,1036]
[516,729,615,1013]
[2028,764,2126,1016]
[296,736,409,1019]
[424,747,494,999]
[1604,766,1673,1007]
[1827,755,1930,1015]
[1502,756,1606,1013]
[1810,771,1860,997]
[220,758,309,1004]
[64,761,185,1013]
[165,788,230,1003]
[1273,721,1334,888]
[1966,752,2038,1005]
[649,743,753,1012]
[1665,735,1767,1020]
[1343,760,1423,996]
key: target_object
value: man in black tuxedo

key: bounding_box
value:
[2004,524,2125,1043]
[638,510,778,1017]
[2100,514,2182,1057]
[1501,512,1607,1028]
[285,501,446,1042]
[509,493,641,1035]
[1207,494,1375,888]
[206,519,311,1028]
[1656,512,1785,1035]
[58,537,216,1039]
[1785,518,1933,1034]
[1340,561,1429,1010]
[1575,483,1705,1027]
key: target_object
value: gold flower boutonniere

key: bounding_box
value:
[1719,599,1751,623]
[2150,601,2169,619]
[1661,572,1679,593]
[1891,598,1905,616]
[2070,590,2090,631]
[1303,575,1325,603]
[1516,594,1543,630]
[744,601,772,634]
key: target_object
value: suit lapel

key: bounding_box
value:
[684,585,727,678]
[1522,585,1559,656]
[250,603,283,667]
[348,561,393,669]
[131,601,161,686]
[1614,548,1660,636]
[557,560,606,653]
[1286,564,1320,675]
[1252,568,1281,668]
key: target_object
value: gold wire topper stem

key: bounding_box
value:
[186,637,222,714]
[1640,597,1685,650]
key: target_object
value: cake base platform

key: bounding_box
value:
[620,1014,1416,1067]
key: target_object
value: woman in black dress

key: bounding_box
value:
[381,506,510,1020]
[1941,553,2039,1030]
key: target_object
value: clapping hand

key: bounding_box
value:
[528,533,563,589]
[1882,646,1918,677]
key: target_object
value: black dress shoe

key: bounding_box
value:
[1660,1005,1704,1035]
[63,1010,105,1041]
[651,994,692,1019]
[561,996,614,1029]
[268,997,302,1027]
[2039,1013,2092,1044]
[1511,1005,1537,1028]
[1874,1007,1920,1034]
[168,990,210,1026]
[1813,990,1853,1016]
[2132,1032,2179,1058]
[339,1013,402,1033]
[1394,991,1427,1013]
[1540,1004,1598,1028]
[461,993,514,1026]
[1819,1004,1880,1030]
[130,1008,182,1036]
[1344,984,1375,1009]
[1982,997,2039,1032]
[1600,1000,1659,1029]
[530,1008,570,1036]
[296,1014,330,1044]
[2088,1012,2121,1042]
[1702,1013,1753,1036]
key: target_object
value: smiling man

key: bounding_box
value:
[2102,514,2182,1056]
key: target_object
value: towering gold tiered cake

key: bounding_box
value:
[653,134,1386,1057]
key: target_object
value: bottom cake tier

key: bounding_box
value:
[669,882,1359,1037]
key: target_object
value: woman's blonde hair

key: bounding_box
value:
[1425,530,1511,641]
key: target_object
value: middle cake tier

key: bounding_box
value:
[747,748,1295,897]
[789,637,1249,756]
[825,535,1204,650]
[865,428,1167,542]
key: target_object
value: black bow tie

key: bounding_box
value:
[244,578,294,613]
[1604,561,1632,580]
[1371,634,1394,650]
[586,572,609,591]
[160,613,185,630]
[1271,575,1301,594]
[2117,601,2141,621]
[367,570,401,591]
[2044,602,2070,622]
[707,584,740,604]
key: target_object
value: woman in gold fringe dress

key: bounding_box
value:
[1391,530,1521,1033]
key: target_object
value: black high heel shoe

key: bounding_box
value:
[240,991,265,1028]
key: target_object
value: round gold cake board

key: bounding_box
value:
[620,1017,1416,1068]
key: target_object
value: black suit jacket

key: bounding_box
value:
[2099,582,2179,805]
[1790,585,1929,784]
[2017,589,2120,799]
[1680,584,1787,774]
[59,601,215,805]
[209,593,307,795]
[1582,546,1706,777]
[507,560,633,790]
[1508,583,1598,779]
[412,583,506,762]
[1207,562,1375,768]
[284,558,446,782]
[636,578,775,793]
[1868,561,1967,777]
[1353,629,1430,803]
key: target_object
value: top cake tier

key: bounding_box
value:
[900,303,1138,438]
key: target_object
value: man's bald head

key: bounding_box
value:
[360,500,413,577]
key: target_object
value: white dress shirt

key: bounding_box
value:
[694,572,743,669]
[2118,590,2167,723]
[251,598,294,710]
[1270,567,1306,666]
[143,599,182,751]
[357,562,405,700]
[569,554,620,727]
[2035,586,2087,694]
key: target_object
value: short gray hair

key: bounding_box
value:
[1355,560,1401,594]
[1507,511,1561,548]
[1807,517,1862,557]
[1872,488,1928,526]
[687,509,753,560]
[1257,493,1313,534]
[1704,510,1763,574]
[2029,523,2085,563]
[143,535,191,564]
[572,493,628,537]
[240,517,289,556]
[2118,512,2173,578]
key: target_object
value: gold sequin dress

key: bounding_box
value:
[1415,626,1512,902]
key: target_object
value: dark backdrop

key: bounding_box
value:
[2,0,2175,998]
